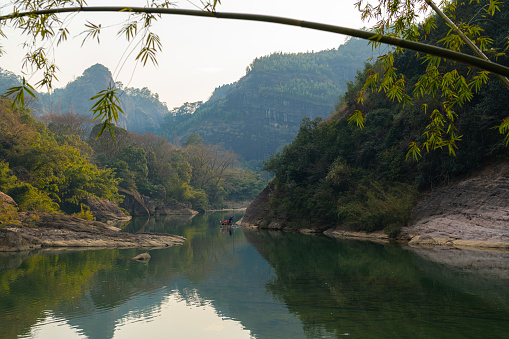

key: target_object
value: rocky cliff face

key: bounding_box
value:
[401,162,509,248]
[119,188,198,217]
[184,79,333,161]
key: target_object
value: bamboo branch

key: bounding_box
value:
[425,0,509,90]
[2,6,509,77]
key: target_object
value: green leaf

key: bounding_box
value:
[4,78,37,109]
[406,142,422,161]
[347,110,365,129]
[497,116,509,146]
[89,87,125,139]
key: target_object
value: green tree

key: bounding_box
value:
[353,0,509,158]
[0,98,122,213]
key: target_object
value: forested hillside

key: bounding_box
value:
[243,1,509,234]
[0,99,264,221]
[162,38,377,164]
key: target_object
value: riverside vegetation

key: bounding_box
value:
[244,0,509,236]
[0,97,265,227]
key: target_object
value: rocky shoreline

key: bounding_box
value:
[0,212,185,252]
[0,187,196,252]
[240,162,509,250]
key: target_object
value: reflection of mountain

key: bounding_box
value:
[243,230,509,339]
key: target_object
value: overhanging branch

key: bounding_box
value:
[2,6,509,77]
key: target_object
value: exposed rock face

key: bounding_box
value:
[85,197,131,224]
[240,183,275,228]
[0,191,17,207]
[0,191,19,225]
[119,188,198,217]
[155,200,198,216]
[0,212,185,252]
[0,228,34,252]
[119,188,150,216]
[401,162,509,248]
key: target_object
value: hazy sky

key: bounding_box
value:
[1,0,373,109]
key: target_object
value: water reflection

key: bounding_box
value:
[243,229,509,339]
[0,213,508,339]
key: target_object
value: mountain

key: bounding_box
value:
[0,38,375,161]
[163,38,377,163]
[3,64,170,133]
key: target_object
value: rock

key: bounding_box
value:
[401,162,509,249]
[119,188,150,216]
[132,252,151,261]
[0,191,19,224]
[0,191,17,208]
[155,200,199,216]
[0,228,40,252]
[0,212,186,252]
[85,197,131,224]
[143,195,158,215]
[118,189,198,217]
[240,183,274,228]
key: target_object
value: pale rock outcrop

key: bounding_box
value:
[0,191,17,207]
[132,252,151,261]
[401,162,509,249]
[85,197,131,224]
[0,212,185,252]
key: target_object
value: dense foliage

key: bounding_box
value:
[0,98,121,214]
[86,125,264,210]
[0,96,264,217]
[261,4,509,234]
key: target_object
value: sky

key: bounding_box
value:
[0,0,373,109]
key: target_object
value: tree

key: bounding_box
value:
[353,0,509,158]
[1,0,508,147]
[40,111,93,139]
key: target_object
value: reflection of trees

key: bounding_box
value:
[0,212,246,338]
[243,230,509,339]
[0,249,119,339]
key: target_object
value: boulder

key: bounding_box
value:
[85,197,131,224]
[132,252,151,261]
[155,200,198,216]
[0,191,19,224]
[0,191,17,208]
[0,228,39,252]
[143,195,158,215]
[118,188,150,216]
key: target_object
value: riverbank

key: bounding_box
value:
[240,161,509,250]
[0,212,186,252]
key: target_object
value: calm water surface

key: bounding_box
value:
[1,211,508,338]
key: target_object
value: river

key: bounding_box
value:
[0,211,508,338]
